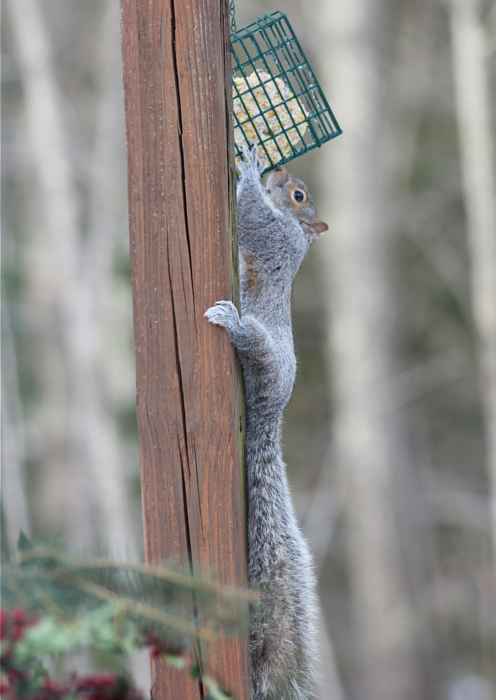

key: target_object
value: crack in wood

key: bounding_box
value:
[166,170,204,694]
[179,446,194,571]
[171,0,195,302]
[193,442,205,536]
[167,243,191,482]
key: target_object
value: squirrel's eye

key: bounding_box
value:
[292,189,306,204]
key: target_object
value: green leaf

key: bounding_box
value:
[163,652,187,670]
[203,676,233,700]
[190,663,202,680]
[14,617,81,663]
[30,659,49,683]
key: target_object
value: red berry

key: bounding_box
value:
[143,632,160,647]
[11,625,24,642]
[76,672,118,691]
[42,677,65,692]
[7,669,19,686]
[11,607,25,626]
[0,610,7,640]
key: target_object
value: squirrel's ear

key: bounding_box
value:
[299,218,329,236]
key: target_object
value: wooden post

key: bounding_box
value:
[120,2,249,699]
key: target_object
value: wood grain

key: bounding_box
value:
[120,1,248,698]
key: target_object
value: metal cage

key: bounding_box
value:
[231,11,341,174]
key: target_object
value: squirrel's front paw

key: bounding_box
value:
[204,300,241,334]
[237,145,265,179]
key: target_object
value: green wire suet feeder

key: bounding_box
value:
[231,9,342,174]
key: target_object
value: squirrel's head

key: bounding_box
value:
[264,167,328,238]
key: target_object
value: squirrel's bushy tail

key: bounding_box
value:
[247,439,319,700]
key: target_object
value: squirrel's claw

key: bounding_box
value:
[204,300,240,330]
[238,144,265,178]
[241,144,256,163]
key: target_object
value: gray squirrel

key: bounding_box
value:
[204,146,328,700]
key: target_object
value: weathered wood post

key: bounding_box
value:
[120,1,249,698]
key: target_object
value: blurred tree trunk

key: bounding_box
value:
[1,298,31,556]
[449,0,496,562]
[315,0,421,698]
[315,610,347,700]
[66,0,136,556]
[7,0,135,555]
[6,0,87,540]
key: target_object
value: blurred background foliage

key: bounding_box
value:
[2,0,495,699]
